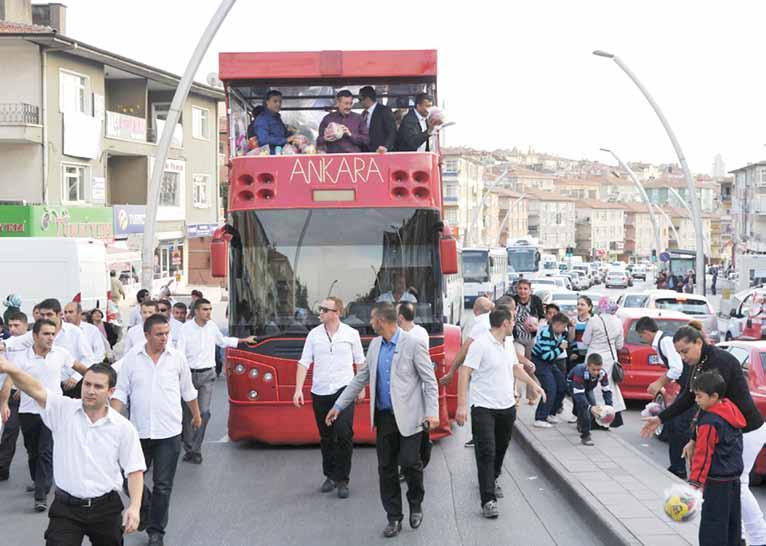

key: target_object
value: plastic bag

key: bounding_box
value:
[325,122,346,141]
[427,106,446,124]
[291,134,309,151]
[641,401,663,418]
[592,405,616,427]
[663,484,702,522]
[282,144,298,155]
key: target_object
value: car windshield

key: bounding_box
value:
[622,295,647,308]
[228,208,441,338]
[654,298,710,316]
[626,319,687,344]
[462,251,488,282]
[552,293,578,302]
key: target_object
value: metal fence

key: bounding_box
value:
[0,103,40,124]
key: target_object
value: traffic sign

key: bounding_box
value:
[659,252,670,263]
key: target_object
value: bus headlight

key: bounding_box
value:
[263,372,274,383]
[234,364,246,375]
[249,368,259,379]
[248,390,259,400]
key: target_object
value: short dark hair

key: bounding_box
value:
[85,364,117,389]
[32,304,40,313]
[191,290,203,298]
[586,353,603,366]
[635,316,659,334]
[489,307,512,328]
[397,302,415,322]
[110,270,116,277]
[33,318,56,334]
[545,303,560,313]
[141,300,159,311]
[336,89,353,100]
[196,298,211,307]
[673,325,705,345]
[158,299,171,309]
[692,370,726,398]
[358,86,376,101]
[143,314,169,334]
[495,295,514,307]
[516,278,531,288]
[549,312,570,326]
[38,298,61,314]
[373,303,397,324]
[415,93,434,106]
[264,90,282,101]
[173,302,188,312]
[7,311,28,324]
[136,289,149,302]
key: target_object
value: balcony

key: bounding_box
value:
[0,102,42,144]
[105,111,147,143]
[751,197,766,215]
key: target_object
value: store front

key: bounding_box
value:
[0,204,113,239]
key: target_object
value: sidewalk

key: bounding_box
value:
[513,402,699,546]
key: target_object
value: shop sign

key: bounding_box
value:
[0,205,113,239]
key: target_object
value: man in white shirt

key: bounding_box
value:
[2,298,97,399]
[157,299,183,350]
[171,302,187,325]
[126,288,150,329]
[0,359,145,545]
[294,297,365,499]
[456,307,545,519]
[397,303,429,349]
[111,314,201,546]
[178,298,254,465]
[11,319,89,511]
[377,272,418,304]
[64,301,106,364]
[0,310,28,481]
[123,300,160,355]
[441,297,494,387]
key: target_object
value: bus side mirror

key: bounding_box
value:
[210,226,233,278]
[440,238,458,275]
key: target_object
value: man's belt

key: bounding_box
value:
[55,487,118,508]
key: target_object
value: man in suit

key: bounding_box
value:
[326,303,439,538]
[358,86,397,153]
[396,93,442,152]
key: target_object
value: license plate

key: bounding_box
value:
[648,355,661,366]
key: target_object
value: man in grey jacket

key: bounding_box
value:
[326,303,439,538]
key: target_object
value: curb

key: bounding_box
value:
[513,418,642,546]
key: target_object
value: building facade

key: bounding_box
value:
[730,162,766,254]
[525,190,575,255]
[574,200,625,259]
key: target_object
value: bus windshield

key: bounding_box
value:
[507,248,539,273]
[228,208,442,338]
[463,251,489,282]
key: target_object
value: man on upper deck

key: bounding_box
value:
[317,90,369,154]
[396,93,441,152]
[358,86,397,153]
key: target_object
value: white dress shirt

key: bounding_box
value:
[41,393,146,498]
[469,312,491,340]
[177,319,238,370]
[16,346,75,415]
[127,305,142,328]
[414,109,428,152]
[404,324,430,349]
[298,323,365,396]
[653,330,683,381]
[365,102,377,129]
[464,330,517,410]
[113,345,197,439]
[80,321,106,363]
[169,318,184,349]
[123,324,145,355]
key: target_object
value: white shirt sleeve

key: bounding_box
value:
[178,354,198,403]
[297,332,314,369]
[112,358,130,405]
[4,331,33,351]
[463,338,484,371]
[124,326,136,354]
[351,330,365,365]
[118,421,147,474]
[40,391,68,432]
[663,338,684,381]
[213,323,239,349]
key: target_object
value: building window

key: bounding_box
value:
[192,107,209,140]
[159,171,181,207]
[62,164,87,202]
[154,241,184,280]
[444,159,458,173]
[60,70,88,114]
[193,174,210,208]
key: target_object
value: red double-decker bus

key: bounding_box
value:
[212,50,461,444]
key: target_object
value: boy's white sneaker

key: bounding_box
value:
[566,415,578,423]
[546,415,560,424]
[534,420,553,428]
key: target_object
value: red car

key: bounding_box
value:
[615,308,692,401]
[662,341,766,483]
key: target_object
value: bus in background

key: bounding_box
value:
[443,246,464,326]
[462,247,508,308]
[213,49,461,445]
[506,238,541,276]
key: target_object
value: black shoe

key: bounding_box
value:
[34,500,47,513]
[667,466,687,480]
[464,438,475,448]
[383,520,402,538]
[581,435,594,446]
[409,510,423,529]
[337,482,349,499]
[191,453,203,465]
[482,500,499,519]
[182,452,193,462]
[148,534,164,546]
[26,484,35,493]
[320,478,336,493]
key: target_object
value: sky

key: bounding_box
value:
[59,0,766,175]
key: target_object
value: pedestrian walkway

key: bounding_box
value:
[514,401,699,546]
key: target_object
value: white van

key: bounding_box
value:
[0,238,110,316]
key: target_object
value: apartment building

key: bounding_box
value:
[730,161,766,254]
[574,200,625,259]
[621,202,670,260]
[0,1,224,287]
[492,188,528,246]
[643,177,719,213]
[525,190,575,255]
[442,150,487,244]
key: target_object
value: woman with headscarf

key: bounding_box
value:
[641,325,766,544]
[581,296,625,427]
[2,294,21,326]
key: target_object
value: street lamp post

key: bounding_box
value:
[667,185,709,253]
[464,168,508,247]
[593,50,706,295]
[600,148,662,261]
[142,0,238,291]
[497,193,527,245]
[649,202,681,247]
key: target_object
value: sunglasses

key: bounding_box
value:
[158,307,169,313]
[319,306,337,313]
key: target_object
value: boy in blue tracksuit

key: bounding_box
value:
[567,354,612,446]
[688,370,745,546]
[531,312,569,428]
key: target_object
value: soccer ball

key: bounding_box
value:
[593,405,616,427]
[663,487,701,522]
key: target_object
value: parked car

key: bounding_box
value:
[661,341,766,483]
[605,269,630,289]
[614,308,692,401]
[639,290,721,343]
[588,262,603,284]
[632,265,647,280]
[541,290,579,316]
[616,292,649,309]
[530,276,568,291]
[550,275,574,291]
[726,288,766,341]
[571,264,593,289]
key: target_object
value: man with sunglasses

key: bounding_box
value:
[294,297,365,499]
[157,300,182,350]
